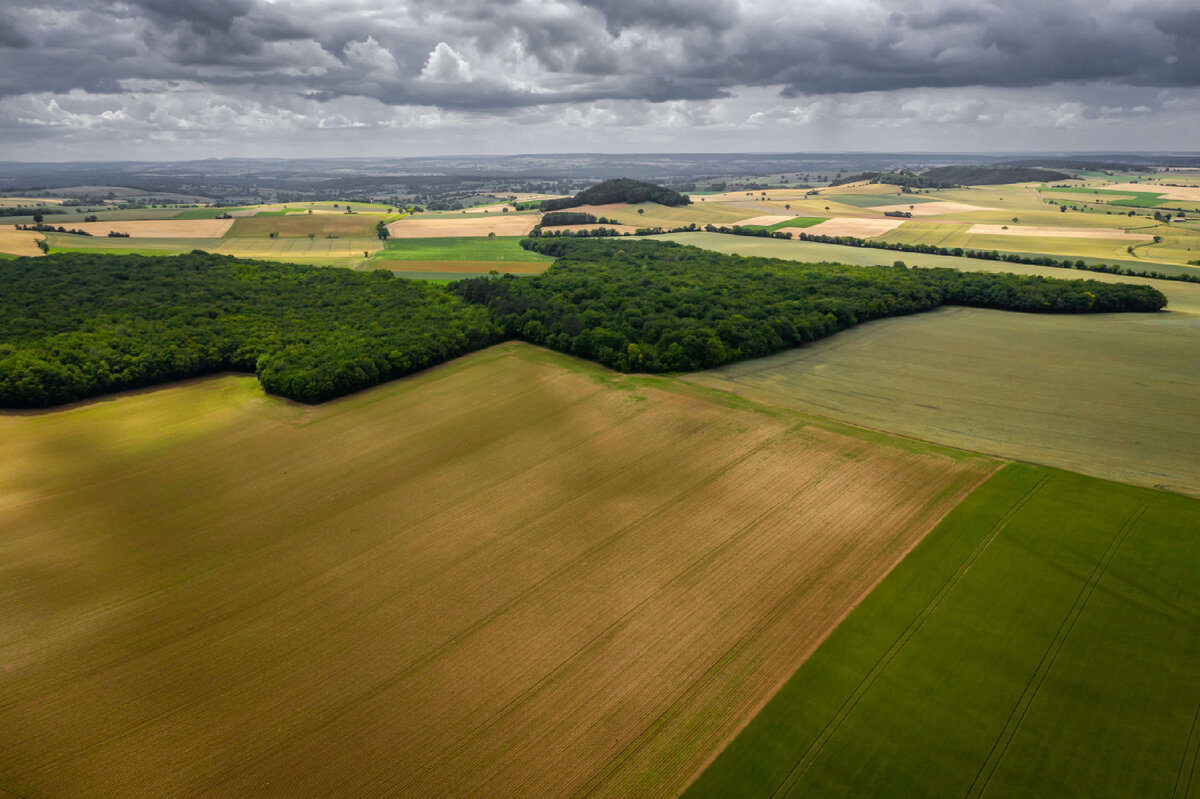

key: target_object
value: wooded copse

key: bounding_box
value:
[0,242,1166,407]
[452,239,1166,373]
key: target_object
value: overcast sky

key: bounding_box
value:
[1,0,1198,160]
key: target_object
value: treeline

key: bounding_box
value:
[17,223,93,236]
[450,239,1165,373]
[0,243,1168,408]
[795,231,1200,284]
[541,178,691,211]
[0,207,66,217]
[0,252,501,407]
[539,211,619,227]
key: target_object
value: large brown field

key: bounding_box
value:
[68,218,236,238]
[228,213,383,238]
[0,343,994,798]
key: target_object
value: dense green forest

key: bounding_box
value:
[541,178,691,211]
[450,239,1166,373]
[0,242,1166,407]
[0,252,501,407]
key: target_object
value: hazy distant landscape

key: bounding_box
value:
[3,1,1200,797]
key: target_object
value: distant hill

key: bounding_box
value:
[920,165,1072,186]
[541,178,691,211]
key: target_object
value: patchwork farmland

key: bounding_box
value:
[3,162,1200,799]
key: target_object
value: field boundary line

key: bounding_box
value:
[1174,701,1200,799]
[766,472,1051,799]
[676,460,1002,796]
[963,502,1147,799]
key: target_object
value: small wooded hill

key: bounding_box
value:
[541,178,691,211]
[0,244,1165,407]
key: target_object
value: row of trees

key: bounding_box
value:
[794,232,1200,284]
[450,239,1165,374]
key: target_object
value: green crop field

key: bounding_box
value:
[685,463,1200,799]
[685,296,1200,497]
[0,342,994,798]
[372,236,553,262]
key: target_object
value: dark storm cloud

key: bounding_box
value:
[1,0,1199,110]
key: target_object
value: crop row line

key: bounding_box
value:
[767,472,1052,799]
[963,502,1147,799]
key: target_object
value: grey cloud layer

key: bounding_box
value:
[3,0,1199,110]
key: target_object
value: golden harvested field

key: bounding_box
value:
[70,219,235,238]
[0,343,994,799]
[735,214,797,226]
[541,223,642,234]
[872,201,996,216]
[967,223,1153,240]
[0,196,66,206]
[805,217,906,237]
[387,214,538,238]
[0,226,44,256]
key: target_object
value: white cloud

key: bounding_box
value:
[420,42,471,83]
[344,36,398,75]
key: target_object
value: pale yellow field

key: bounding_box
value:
[873,201,996,217]
[806,217,906,237]
[0,196,66,206]
[0,226,44,256]
[69,219,235,238]
[1104,182,1200,202]
[0,343,994,799]
[387,215,538,238]
[967,224,1153,240]
[735,214,797,226]
[492,193,568,202]
[541,223,641,234]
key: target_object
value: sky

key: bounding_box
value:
[0,0,1198,161]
